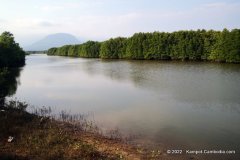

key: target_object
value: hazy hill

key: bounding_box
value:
[25,33,80,51]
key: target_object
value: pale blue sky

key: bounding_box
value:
[0,0,240,47]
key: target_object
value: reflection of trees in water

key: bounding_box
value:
[98,60,165,88]
[0,68,21,106]
[79,60,240,113]
[81,59,148,83]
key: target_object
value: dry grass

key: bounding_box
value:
[0,100,143,160]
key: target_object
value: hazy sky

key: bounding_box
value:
[0,0,240,47]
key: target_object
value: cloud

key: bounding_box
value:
[40,2,93,12]
[0,18,6,22]
[203,2,227,8]
[0,18,58,45]
[38,21,56,27]
[41,5,64,12]
[3,1,240,46]
[124,2,240,31]
[10,18,57,28]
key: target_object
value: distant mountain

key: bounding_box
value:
[25,33,80,51]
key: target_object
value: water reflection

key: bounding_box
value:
[85,60,240,113]
[12,55,240,152]
[0,68,22,105]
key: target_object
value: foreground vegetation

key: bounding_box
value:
[0,100,148,160]
[48,29,240,63]
[0,32,25,67]
[0,31,25,105]
[0,102,238,160]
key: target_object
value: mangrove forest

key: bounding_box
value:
[48,29,240,63]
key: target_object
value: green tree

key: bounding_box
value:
[0,31,25,67]
[100,37,127,59]
[47,29,240,63]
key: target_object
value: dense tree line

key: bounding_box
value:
[48,41,101,58]
[0,32,25,67]
[48,29,240,63]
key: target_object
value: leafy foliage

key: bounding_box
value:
[100,37,127,59]
[48,29,240,63]
[0,31,25,67]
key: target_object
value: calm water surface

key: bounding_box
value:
[11,54,240,150]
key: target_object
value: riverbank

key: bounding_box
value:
[1,100,160,160]
[1,100,239,160]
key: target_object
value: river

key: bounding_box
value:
[10,54,240,152]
